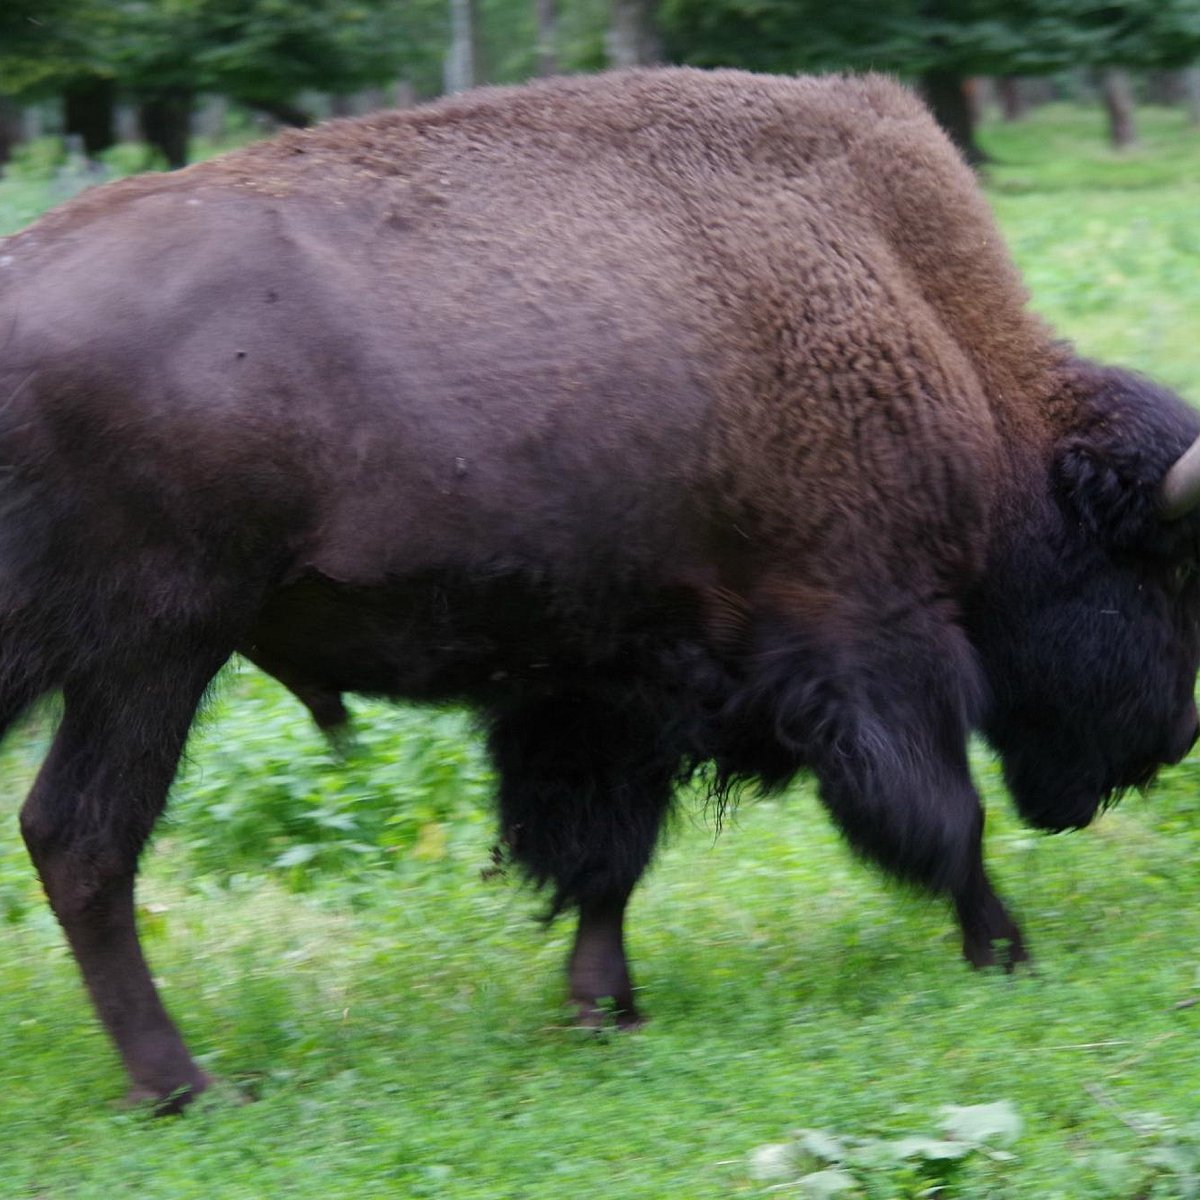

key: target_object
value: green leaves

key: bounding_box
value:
[750,1105,1200,1196]
[1077,1118,1200,1198]
[749,1101,1024,1196]
[1,0,423,107]
[171,664,493,891]
[103,0,413,104]
[940,1100,1024,1147]
[659,0,1200,77]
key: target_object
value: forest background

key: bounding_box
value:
[6,1,1200,171]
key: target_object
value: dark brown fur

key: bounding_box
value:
[2,68,1199,1110]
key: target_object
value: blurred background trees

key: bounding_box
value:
[661,0,1200,163]
[3,0,1200,172]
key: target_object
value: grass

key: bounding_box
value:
[985,104,1200,398]
[3,105,1200,1198]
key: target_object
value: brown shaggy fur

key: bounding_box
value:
[19,67,1067,599]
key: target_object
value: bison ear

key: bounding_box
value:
[1054,361,1200,555]
[1053,438,1161,551]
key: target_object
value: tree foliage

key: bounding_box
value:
[8,0,1200,108]
[98,0,413,106]
[656,0,1200,159]
[0,0,102,96]
[0,0,428,105]
[5,0,1200,169]
[658,0,1200,80]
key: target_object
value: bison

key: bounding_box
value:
[2,67,1200,1111]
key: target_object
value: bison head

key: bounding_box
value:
[969,363,1200,831]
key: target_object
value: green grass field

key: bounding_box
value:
[2,105,1200,1199]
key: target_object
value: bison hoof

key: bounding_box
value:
[572,999,645,1031]
[962,934,1030,973]
[125,1071,213,1116]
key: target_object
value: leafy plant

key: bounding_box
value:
[3,138,69,182]
[750,1101,1023,1197]
[170,665,493,889]
[1077,1112,1200,1199]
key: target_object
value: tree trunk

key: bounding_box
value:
[139,90,193,170]
[194,96,229,141]
[1181,66,1200,127]
[1097,67,1137,149]
[64,76,117,160]
[920,69,987,167]
[964,77,986,126]
[607,0,660,69]
[998,76,1028,122]
[444,0,480,93]
[535,0,558,76]
[0,97,22,175]
[116,104,140,144]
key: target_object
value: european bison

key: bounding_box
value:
[2,68,1199,1111]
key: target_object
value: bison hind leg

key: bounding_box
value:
[20,640,233,1111]
[956,860,1028,970]
[0,605,64,741]
[295,684,353,753]
[238,650,351,742]
[293,683,349,736]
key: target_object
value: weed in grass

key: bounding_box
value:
[172,662,492,892]
[750,1101,1023,1197]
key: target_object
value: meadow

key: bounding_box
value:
[1,104,1199,1199]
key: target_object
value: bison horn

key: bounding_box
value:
[1161,435,1200,519]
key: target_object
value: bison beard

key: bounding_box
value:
[2,67,1200,1111]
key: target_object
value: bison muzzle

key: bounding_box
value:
[2,67,1200,1111]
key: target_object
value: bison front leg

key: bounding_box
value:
[486,691,677,1028]
[953,850,1027,969]
[19,650,227,1112]
[750,599,1027,969]
[837,641,1026,969]
[568,887,643,1029]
